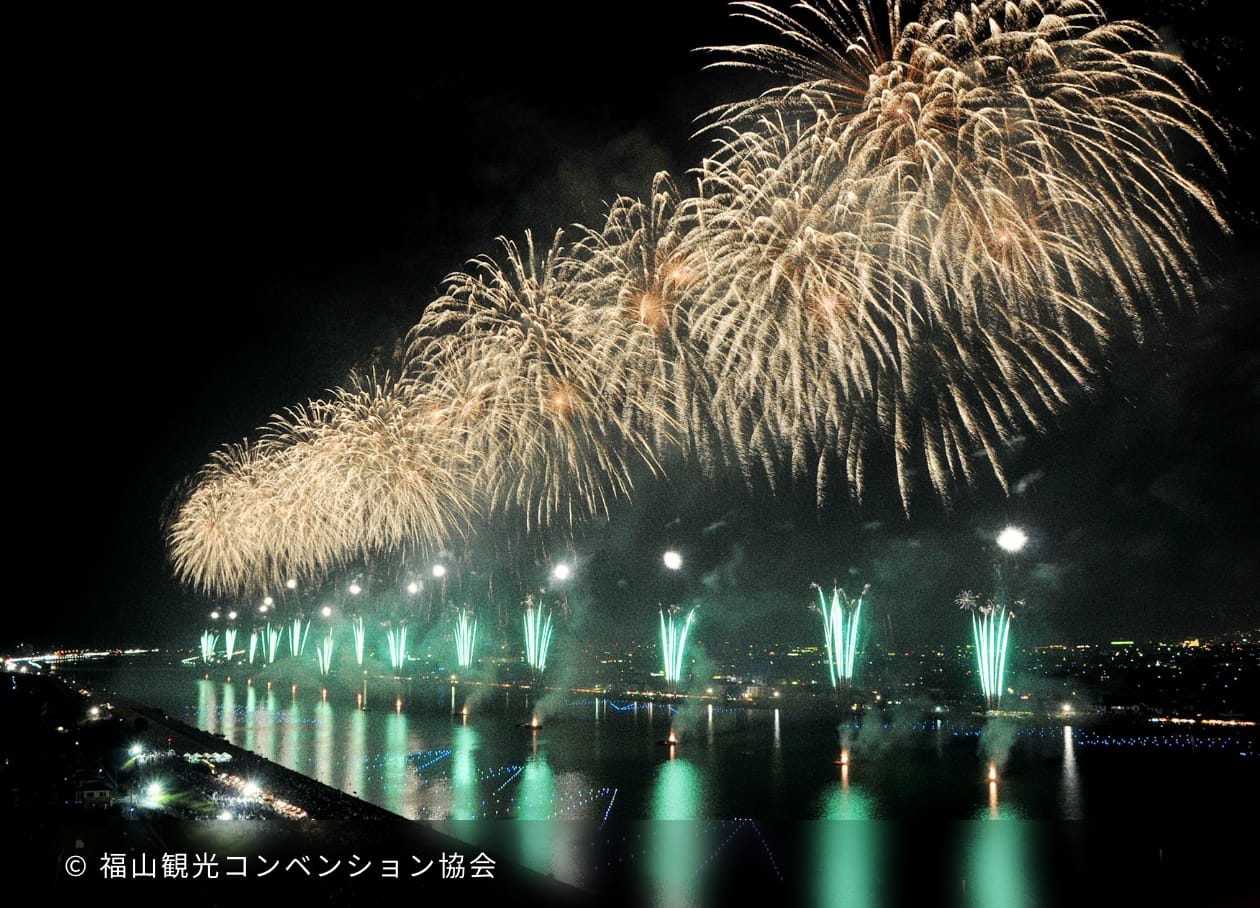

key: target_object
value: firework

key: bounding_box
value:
[406,230,665,532]
[658,605,697,687]
[523,595,554,674]
[316,629,335,677]
[957,591,1013,710]
[352,615,366,667]
[199,630,218,664]
[164,0,1228,591]
[454,608,478,669]
[265,622,282,664]
[248,628,259,664]
[386,622,408,672]
[223,627,237,662]
[812,583,868,689]
[165,372,475,596]
[350,617,365,664]
[693,0,1227,509]
[289,617,309,658]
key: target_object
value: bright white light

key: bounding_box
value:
[432,564,447,578]
[663,550,683,571]
[218,810,233,821]
[263,595,274,607]
[552,563,572,581]
[285,578,297,590]
[258,604,269,614]
[321,606,332,618]
[129,743,142,757]
[209,610,220,620]
[348,582,362,596]
[227,611,237,621]
[996,526,1028,553]
[406,581,420,595]
[243,782,260,798]
[146,781,164,801]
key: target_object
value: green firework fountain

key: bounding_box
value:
[386,623,408,672]
[813,583,868,689]
[523,597,553,674]
[248,628,259,664]
[454,609,477,669]
[659,605,696,686]
[352,616,366,666]
[316,629,334,676]
[223,627,237,662]
[289,617,309,658]
[957,591,1012,710]
[199,630,218,664]
[265,622,282,664]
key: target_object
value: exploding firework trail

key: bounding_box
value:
[317,629,335,676]
[386,622,409,672]
[659,605,697,686]
[957,590,1013,710]
[813,582,868,688]
[223,627,237,661]
[523,596,554,674]
[454,608,478,669]
[166,0,1228,592]
[200,630,217,664]
[248,628,259,664]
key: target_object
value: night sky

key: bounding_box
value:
[17,1,1259,653]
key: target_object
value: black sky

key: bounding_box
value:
[16,1,1259,652]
